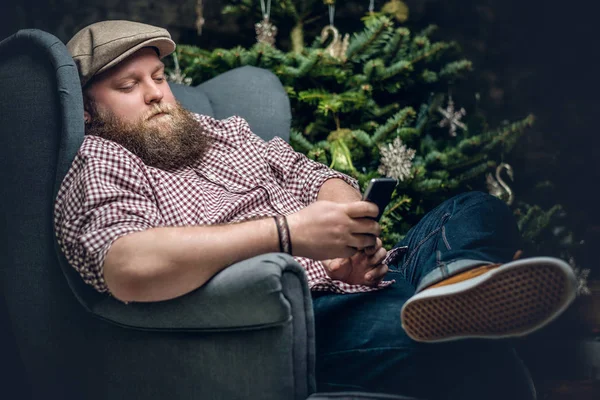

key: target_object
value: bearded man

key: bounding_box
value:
[54,20,577,399]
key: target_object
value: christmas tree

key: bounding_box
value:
[171,0,587,289]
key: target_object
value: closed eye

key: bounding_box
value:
[119,84,136,92]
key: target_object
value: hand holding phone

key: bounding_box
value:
[361,178,398,221]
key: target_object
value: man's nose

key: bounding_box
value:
[144,81,164,104]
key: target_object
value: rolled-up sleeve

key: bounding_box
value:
[54,151,161,293]
[242,120,359,205]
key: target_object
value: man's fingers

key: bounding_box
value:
[368,246,388,265]
[344,201,379,220]
[363,237,383,256]
[363,246,376,256]
[365,263,389,283]
[348,233,377,250]
[349,217,381,237]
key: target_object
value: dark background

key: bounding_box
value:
[1,1,599,397]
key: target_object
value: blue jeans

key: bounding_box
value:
[312,192,535,399]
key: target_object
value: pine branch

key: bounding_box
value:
[412,178,447,193]
[518,204,563,241]
[405,41,453,66]
[280,0,300,19]
[346,16,394,61]
[452,161,491,183]
[439,59,473,80]
[351,129,372,147]
[297,89,330,105]
[280,50,324,77]
[421,69,438,83]
[372,107,416,143]
[365,100,400,118]
[381,28,409,64]
[363,59,385,80]
[378,60,413,81]
[417,24,439,38]
[482,114,535,153]
[290,129,314,152]
[396,127,420,143]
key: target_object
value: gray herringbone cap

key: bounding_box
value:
[67,20,176,87]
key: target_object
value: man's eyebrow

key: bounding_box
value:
[115,62,165,81]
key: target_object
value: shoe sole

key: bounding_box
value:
[400,257,578,343]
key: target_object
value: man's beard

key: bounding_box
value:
[85,101,212,170]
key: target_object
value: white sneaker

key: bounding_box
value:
[400,257,578,343]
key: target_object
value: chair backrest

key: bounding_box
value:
[0,29,293,398]
[170,65,292,142]
[0,28,91,398]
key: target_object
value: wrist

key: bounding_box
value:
[285,212,303,257]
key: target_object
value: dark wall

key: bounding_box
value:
[1,0,598,274]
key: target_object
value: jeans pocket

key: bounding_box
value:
[399,212,451,271]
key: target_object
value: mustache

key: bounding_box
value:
[143,103,176,121]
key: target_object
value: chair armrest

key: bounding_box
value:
[87,253,310,332]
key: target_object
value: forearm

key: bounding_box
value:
[317,178,362,203]
[104,218,279,302]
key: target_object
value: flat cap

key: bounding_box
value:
[67,20,176,87]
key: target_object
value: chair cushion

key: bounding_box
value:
[169,66,291,143]
[169,82,214,117]
[197,65,291,142]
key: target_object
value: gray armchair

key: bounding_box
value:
[0,29,419,400]
[0,29,315,400]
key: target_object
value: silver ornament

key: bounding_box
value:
[255,16,278,46]
[438,96,467,137]
[486,162,514,205]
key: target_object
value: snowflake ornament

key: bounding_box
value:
[569,256,592,296]
[438,96,467,137]
[378,137,416,182]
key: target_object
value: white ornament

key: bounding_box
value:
[378,137,416,181]
[569,257,592,296]
[438,96,467,137]
[256,0,277,46]
[255,16,278,46]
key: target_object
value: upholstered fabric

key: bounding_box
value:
[193,66,292,142]
[169,66,291,142]
[0,29,313,400]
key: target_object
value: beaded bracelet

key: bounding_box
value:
[273,215,292,255]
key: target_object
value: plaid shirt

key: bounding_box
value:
[54,115,400,296]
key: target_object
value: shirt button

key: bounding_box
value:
[207,173,216,180]
[275,202,284,210]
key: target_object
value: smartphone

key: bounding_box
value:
[361,178,398,221]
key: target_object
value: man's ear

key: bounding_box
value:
[84,110,91,124]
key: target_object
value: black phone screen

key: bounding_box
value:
[361,178,397,221]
